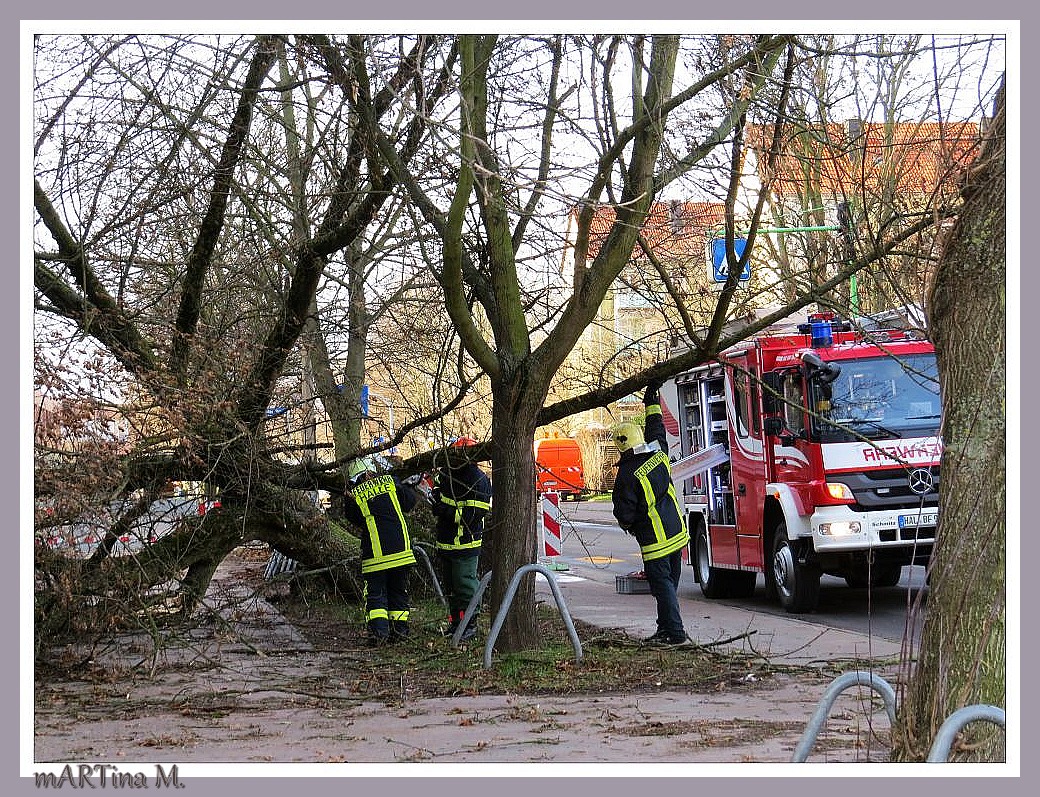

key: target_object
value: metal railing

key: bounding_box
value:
[926,704,1006,762]
[792,671,898,762]
[476,564,583,669]
[412,542,447,609]
[793,670,1005,763]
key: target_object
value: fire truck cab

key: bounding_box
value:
[662,313,941,613]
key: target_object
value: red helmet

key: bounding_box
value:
[452,436,477,447]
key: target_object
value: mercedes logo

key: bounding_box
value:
[908,468,935,495]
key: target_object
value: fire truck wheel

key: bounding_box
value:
[770,524,820,613]
[873,565,903,588]
[694,525,731,598]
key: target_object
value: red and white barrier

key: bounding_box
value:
[540,491,563,561]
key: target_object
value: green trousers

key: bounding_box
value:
[439,552,480,622]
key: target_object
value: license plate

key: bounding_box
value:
[898,512,938,529]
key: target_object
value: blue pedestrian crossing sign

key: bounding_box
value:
[709,238,751,282]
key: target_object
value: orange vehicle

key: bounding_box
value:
[534,437,585,500]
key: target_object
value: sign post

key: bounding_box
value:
[708,215,854,307]
[707,237,751,287]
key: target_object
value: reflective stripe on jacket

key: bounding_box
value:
[433,463,492,556]
[611,407,689,561]
[343,474,417,574]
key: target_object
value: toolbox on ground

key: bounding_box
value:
[615,571,651,594]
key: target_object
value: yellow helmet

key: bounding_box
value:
[612,421,643,452]
[348,457,376,483]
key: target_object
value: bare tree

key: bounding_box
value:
[33,32,1003,672]
[367,33,809,649]
[892,79,1006,763]
[33,34,456,641]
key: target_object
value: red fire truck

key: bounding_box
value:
[660,312,941,613]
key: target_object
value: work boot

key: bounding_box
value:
[661,632,692,646]
[442,619,459,638]
[458,622,478,643]
[366,618,390,647]
[390,621,410,642]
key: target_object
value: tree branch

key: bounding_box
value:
[170,36,279,383]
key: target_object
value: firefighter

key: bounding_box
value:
[611,381,691,645]
[341,456,419,647]
[431,436,492,642]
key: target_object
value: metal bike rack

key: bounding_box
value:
[481,563,583,669]
[412,542,447,609]
[451,571,494,648]
[794,671,1006,763]
[926,704,1006,762]
[792,671,898,762]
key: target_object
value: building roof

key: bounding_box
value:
[745,120,983,199]
[579,200,728,262]
[565,120,984,275]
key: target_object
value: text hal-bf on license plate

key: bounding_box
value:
[898,512,937,529]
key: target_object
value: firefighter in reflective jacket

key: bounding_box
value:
[611,381,691,645]
[341,457,418,646]
[432,436,492,641]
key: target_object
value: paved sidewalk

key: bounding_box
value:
[542,499,905,669]
[534,565,904,669]
[34,503,908,768]
[35,565,893,766]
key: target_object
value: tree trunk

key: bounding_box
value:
[892,81,1006,762]
[483,375,544,653]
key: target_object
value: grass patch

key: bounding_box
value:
[278,594,821,706]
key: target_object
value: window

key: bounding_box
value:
[749,377,761,434]
[813,353,940,442]
[783,374,805,437]
[615,287,653,309]
[732,369,750,438]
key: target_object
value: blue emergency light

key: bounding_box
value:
[798,312,848,346]
[810,320,833,348]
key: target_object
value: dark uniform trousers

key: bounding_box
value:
[433,463,492,633]
[342,474,417,643]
